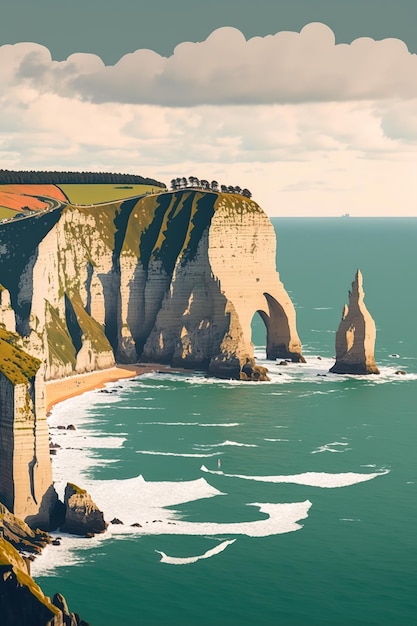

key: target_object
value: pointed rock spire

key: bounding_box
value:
[330,270,379,375]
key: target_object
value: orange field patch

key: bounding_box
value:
[0,185,67,213]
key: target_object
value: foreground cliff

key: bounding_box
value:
[0,536,90,625]
[0,327,57,528]
[0,189,303,380]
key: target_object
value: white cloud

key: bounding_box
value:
[3,23,417,105]
[1,24,417,216]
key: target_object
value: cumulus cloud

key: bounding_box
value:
[1,23,417,216]
[2,23,417,105]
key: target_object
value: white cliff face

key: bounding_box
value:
[0,354,56,528]
[0,189,304,527]
[139,192,303,377]
[17,206,118,380]
[0,287,16,332]
[330,270,379,375]
[142,230,230,367]
[208,196,303,364]
[1,191,303,381]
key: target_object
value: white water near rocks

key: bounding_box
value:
[32,219,417,626]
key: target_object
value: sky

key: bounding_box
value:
[1,0,417,217]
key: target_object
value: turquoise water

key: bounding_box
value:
[34,219,417,625]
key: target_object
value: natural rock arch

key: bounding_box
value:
[255,292,305,362]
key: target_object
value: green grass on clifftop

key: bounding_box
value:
[58,184,166,205]
[0,329,40,385]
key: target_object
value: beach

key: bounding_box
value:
[45,364,167,413]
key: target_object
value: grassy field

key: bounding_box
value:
[58,184,166,205]
[0,207,18,220]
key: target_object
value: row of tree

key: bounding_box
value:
[170,177,252,198]
[0,169,165,186]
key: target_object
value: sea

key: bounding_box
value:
[32,218,417,626]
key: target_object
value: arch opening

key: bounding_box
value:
[250,293,304,362]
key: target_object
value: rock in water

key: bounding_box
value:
[61,483,107,536]
[330,270,380,375]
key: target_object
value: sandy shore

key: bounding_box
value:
[45,364,168,413]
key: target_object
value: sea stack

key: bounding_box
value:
[61,483,107,536]
[330,270,379,375]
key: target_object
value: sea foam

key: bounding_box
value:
[200,465,389,488]
[136,450,222,458]
[311,441,350,454]
[194,440,257,449]
[155,539,236,564]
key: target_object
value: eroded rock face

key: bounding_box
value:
[0,502,51,555]
[136,192,304,378]
[0,190,303,382]
[330,270,379,375]
[0,331,58,529]
[0,536,90,626]
[61,483,107,536]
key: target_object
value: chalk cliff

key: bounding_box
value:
[0,189,303,381]
[0,328,57,529]
[330,270,379,375]
[120,191,304,377]
[0,188,303,531]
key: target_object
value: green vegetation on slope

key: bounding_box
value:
[0,329,41,385]
[214,192,262,216]
[69,293,113,353]
[136,190,218,273]
[0,207,17,220]
[45,302,77,369]
[62,202,121,254]
[0,537,61,616]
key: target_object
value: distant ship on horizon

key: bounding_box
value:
[341,213,350,218]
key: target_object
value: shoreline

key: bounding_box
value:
[45,363,172,413]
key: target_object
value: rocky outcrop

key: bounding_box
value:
[0,329,58,529]
[0,286,16,332]
[0,502,51,556]
[0,536,90,626]
[330,270,379,375]
[61,483,107,536]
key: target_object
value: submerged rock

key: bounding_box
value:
[61,483,107,536]
[330,270,379,375]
